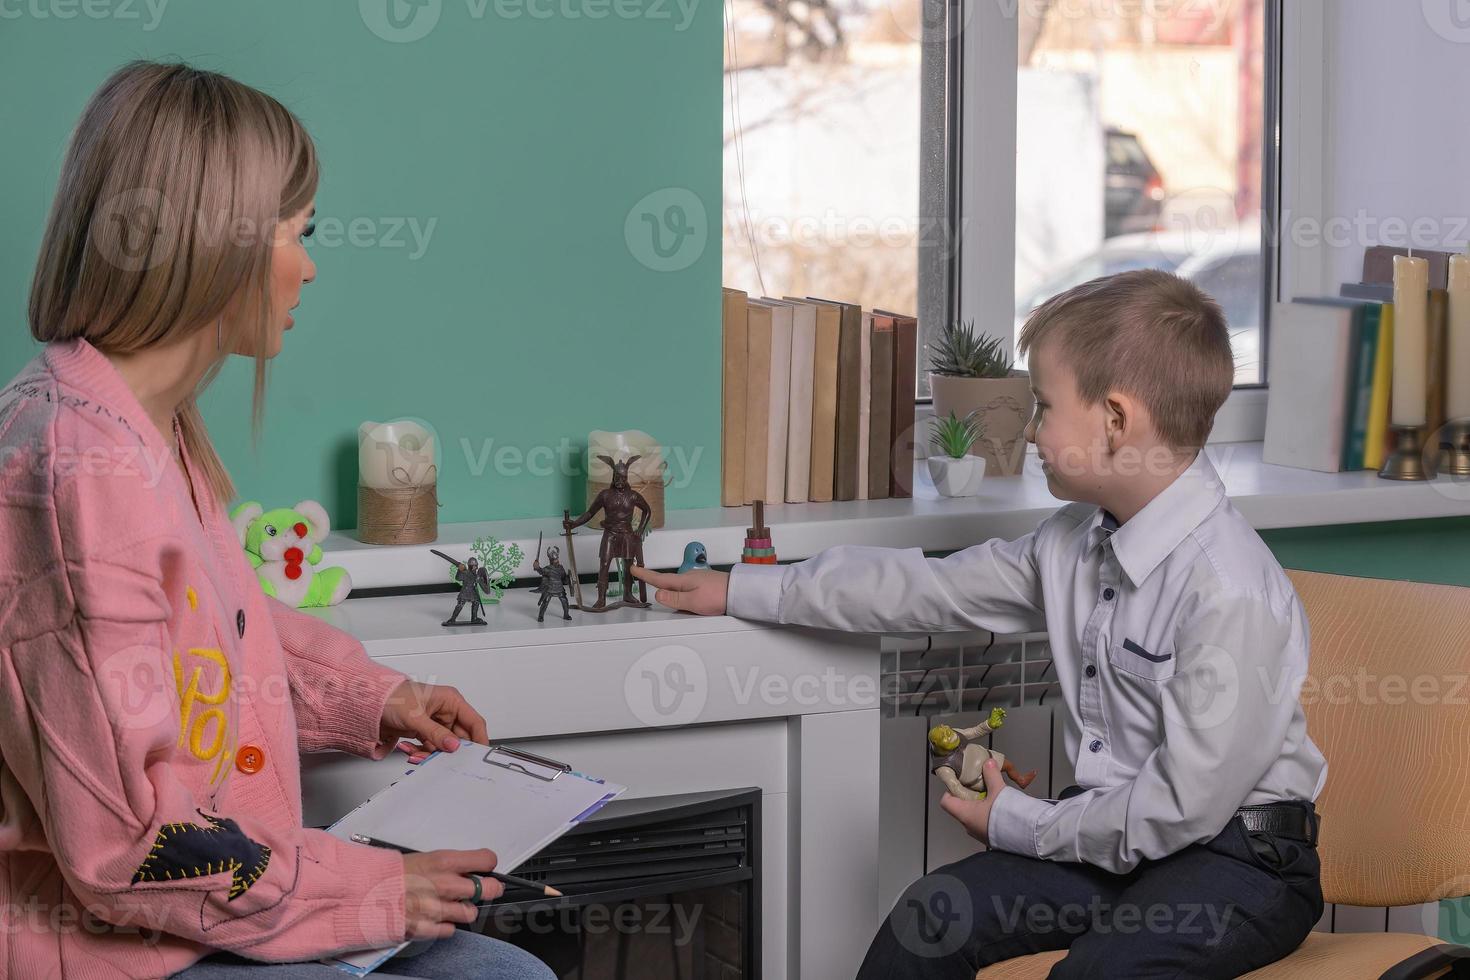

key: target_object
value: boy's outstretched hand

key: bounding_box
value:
[629,566,730,616]
[940,758,1010,846]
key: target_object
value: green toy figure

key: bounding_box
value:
[229,500,352,608]
[927,707,1039,801]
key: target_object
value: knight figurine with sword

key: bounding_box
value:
[530,531,575,622]
[431,548,490,627]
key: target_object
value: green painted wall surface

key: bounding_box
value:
[1262,517,1470,588]
[0,1,722,525]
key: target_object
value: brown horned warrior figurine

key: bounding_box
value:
[563,454,652,612]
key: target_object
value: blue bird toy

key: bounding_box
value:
[678,541,710,574]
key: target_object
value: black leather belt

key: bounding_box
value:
[1234,802,1319,847]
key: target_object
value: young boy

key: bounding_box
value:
[632,269,1327,978]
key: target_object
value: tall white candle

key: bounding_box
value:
[358,419,437,489]
[1392,253,1429,427]
[1447,251,1470,422]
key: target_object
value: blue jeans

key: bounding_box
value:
[858,791,1323,979]
[171,929,556,979]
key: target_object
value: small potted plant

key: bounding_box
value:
[928,320,1033,476]
[926,410,988,497]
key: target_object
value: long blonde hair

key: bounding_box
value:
[29,60,319,505]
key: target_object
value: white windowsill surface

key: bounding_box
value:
[318,442,1470,591]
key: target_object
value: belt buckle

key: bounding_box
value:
[1303,808,1320,847]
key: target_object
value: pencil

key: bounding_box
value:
[348,834,563,898]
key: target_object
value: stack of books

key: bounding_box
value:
[1264,245,1458,473]
[720,288,918,506]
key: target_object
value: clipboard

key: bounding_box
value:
[321,742,625,976]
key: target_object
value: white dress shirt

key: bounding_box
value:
[726,450,1328,873]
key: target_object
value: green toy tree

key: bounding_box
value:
[449,534,524,603]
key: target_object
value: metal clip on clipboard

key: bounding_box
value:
[483,745,572,782]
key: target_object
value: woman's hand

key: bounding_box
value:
[628,567,730,616]
[379,681,488,760]
[401,849,503,940]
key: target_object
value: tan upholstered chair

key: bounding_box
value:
[977,570,1470,979]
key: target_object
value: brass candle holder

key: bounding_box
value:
[1378,425,1435,481]
[1439,419,1470,477]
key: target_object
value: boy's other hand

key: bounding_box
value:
[629,566,729,616]
[940,758,1009,845]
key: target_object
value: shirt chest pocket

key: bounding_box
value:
[1108,636,1176,683]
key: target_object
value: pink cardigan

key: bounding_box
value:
[0,338,411,979]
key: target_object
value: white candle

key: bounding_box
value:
[1447,251,1470,422]
[358,419,437,489]
[1392,254,1429,427]
[587,429,664,487]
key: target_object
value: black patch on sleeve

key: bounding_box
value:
[131,810,272,901]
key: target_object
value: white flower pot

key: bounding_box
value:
[927,454,987,497]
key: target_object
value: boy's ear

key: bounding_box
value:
[1103,390,1133,450]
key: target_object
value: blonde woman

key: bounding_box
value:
[0,62,555,979]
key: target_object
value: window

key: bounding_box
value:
[724,0,1280,410]
[721,0,924,316]
[1013,0,1270,387]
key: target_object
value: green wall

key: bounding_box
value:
[0,0,722,526]
[1262,516,1470,587]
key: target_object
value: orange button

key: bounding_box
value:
[235,745,266,775]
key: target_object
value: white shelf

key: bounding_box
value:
[318,442,1470,590]
[303,587,772,656]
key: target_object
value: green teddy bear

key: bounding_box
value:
[228,499,353,608]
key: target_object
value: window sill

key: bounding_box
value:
[320,442,1470,590]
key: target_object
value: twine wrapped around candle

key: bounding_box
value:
[357,463,440,544]
[358,417,440,544]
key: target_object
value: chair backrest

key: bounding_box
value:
[1287,569,1470,909]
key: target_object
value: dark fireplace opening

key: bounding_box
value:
[473,788,762,980]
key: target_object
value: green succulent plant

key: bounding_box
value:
[930,410,985,460]
[928,319,1013,378]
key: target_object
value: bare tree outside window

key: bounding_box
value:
[722,0,922,319]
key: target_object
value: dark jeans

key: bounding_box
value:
[859,789,1323,979]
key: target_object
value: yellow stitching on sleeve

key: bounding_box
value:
[186,586,198,610]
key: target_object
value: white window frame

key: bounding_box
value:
[948,0,1332,447]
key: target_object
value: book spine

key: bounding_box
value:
[784,310,816,503]
[765,309,792,505]
[834,305,861,501]
[1347,305,1380,470]
[809,310,838,503]
[720,289,748,507]
[889,315,918,497]
[1363,304,1394,472]
[1339,308,1365,471]
[743,305,772,505]
[868,321,894,500]
[856,312,872,500]
[1428,288,1450,439]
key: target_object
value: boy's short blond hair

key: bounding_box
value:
[1017,268,1235,452]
